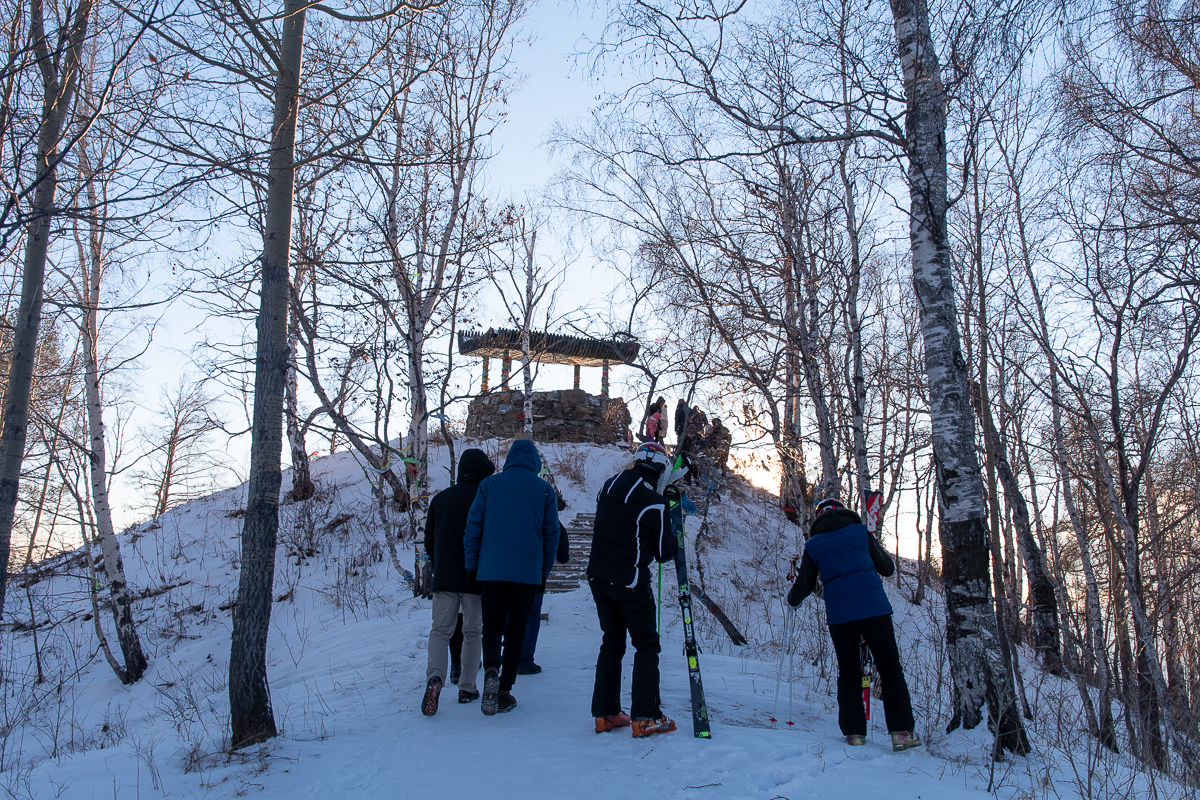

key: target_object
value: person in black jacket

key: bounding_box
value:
[587,443,679,738]
[673,399,688,445]
[421,449,495,715]
[786,497,921,751]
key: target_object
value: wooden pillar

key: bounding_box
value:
[481,356,490,393]
[601,359,610,397]
[573,363,581,390]
[501,350,511,390]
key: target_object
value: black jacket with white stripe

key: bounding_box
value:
[586,464,678,589]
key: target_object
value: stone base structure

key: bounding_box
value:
[465,390,631,444]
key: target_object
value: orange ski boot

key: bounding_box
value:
[631,716,677,738]
[595,712,632,733]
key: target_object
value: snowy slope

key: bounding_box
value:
[0,440,1169,799]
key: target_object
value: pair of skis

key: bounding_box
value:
[664,483,711,739]
[661,466,749,739]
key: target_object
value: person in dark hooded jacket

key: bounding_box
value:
[420,449,495,715]
[586,443,679,738]
[673,399,688,445]
[786,497,921,751]
[464,439,561,715]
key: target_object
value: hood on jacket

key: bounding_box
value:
[503,439,542,473]
[457,448,496,483]
[811,507,864,536]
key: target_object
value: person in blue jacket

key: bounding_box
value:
[787,497,921,751]
[464,439,560,716]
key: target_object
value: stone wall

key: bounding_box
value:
[465,389,631,444]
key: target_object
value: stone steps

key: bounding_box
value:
[546,512,595,593]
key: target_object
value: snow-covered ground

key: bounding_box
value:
[0,441,1176,798]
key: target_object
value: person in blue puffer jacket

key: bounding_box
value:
[464,439,560,716]
[787,497,921,751]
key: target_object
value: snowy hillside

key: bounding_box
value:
[0,440,1172,799]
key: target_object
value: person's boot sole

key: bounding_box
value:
[481,671,500,716]
[421,678,442,717]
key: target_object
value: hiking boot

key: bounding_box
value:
[517,663,542,675]
[421,676,443,717]
[481,668,500,716]
[595,712,632,733]
[845,734,866,746]
[496,691,517,713]
[458,689,480,704]
[631,716,677,738]
[449,662,462,685]
[891,731,922,751]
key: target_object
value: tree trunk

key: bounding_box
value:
[0,0,95,614]
[229,0,306,749]
[78,146,147,683]
[1086,419,1169,768]
[779,189,837,502]
[285,273,314,502]
[836,15,870,504]
[521,230,536,440]
[887,0,1027,753]
[839,152,870,504]
[989,408,1062,674]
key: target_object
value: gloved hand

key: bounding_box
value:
[466,569,478,591]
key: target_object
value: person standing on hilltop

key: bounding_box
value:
[421,449,495,715]
[786,497,921,751]
[704,417,733,476]
[464,439,561,715]
[587,442,679,738]
[673,399,688,447]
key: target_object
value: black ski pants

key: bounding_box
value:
[480,581,539,691]
[589,577,662,720]
[828,614,915,736]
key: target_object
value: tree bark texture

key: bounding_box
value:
[970,383,1062,675]
[887,0,1027,752]
[0,0,95,614]
[229,0,306,749]
[78,147,148,683]
[286,275,314,502]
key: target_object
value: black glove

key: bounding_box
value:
[465,569,478,590]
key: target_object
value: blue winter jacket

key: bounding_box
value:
[787,509,894,625]
[463,440,561,584]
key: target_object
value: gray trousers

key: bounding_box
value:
[427,592,482,692]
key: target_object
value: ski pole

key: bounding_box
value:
[788,616,797,723]
[772,606,795,717]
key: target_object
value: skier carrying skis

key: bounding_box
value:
[586,442,679,738]
[786,497,922,751]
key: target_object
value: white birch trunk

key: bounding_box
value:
[888,0,1026,751]
[77,145,147,683]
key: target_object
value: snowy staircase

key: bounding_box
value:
[545,511,594,593]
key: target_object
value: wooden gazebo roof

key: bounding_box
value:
[457,328,639,367]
